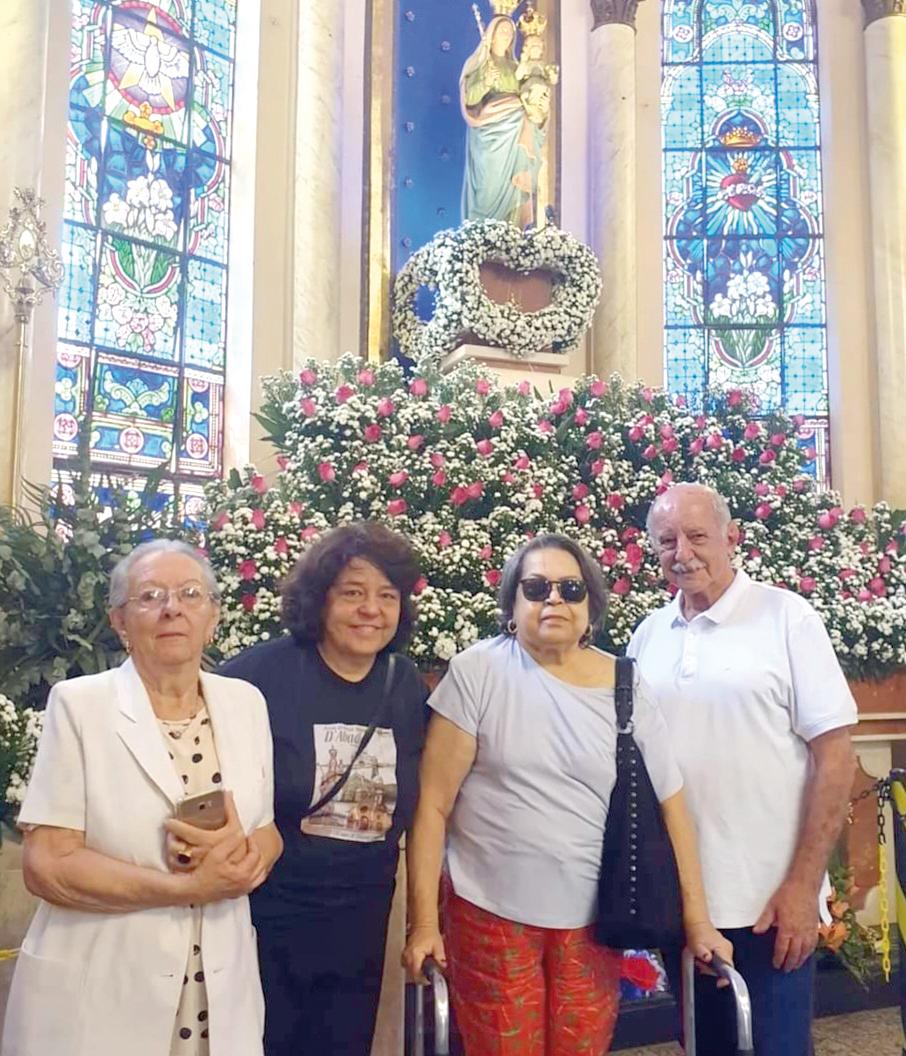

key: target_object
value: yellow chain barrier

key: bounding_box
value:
[878,838,892,982]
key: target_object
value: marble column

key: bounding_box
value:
[293,1,346,365]
[588,0,642,383]
[0,0,65,507]
[862,0,906,505]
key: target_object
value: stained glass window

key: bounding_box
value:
[57,0,236,515]
[661,0,829,481]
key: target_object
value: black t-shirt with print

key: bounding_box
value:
[219,636,428,920]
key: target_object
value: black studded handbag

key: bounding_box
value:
[595,656,685,950]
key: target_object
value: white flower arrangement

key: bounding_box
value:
[392,220,602,362]
[204,355,906,681]
[0,694,43,822]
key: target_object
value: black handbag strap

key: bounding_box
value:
[302,653,398,819]
[615,655,635,734]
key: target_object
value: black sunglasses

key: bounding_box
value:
[519,576,589,604]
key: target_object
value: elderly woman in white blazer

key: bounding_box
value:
[2,540,282,1056]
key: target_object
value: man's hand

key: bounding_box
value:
[753,879,819,972]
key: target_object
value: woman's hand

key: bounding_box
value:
[164,791,246,873]
[685,920,734,988]
[184,825,267,904]
[402,925,447,984]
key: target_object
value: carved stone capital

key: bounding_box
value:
[591,0,642,31]
[862,0,906,27]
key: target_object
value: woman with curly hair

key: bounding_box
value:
[220,521,428,1056]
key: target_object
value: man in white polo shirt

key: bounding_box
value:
[628,482,857,1056]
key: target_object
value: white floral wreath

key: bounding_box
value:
[392,219,603,362]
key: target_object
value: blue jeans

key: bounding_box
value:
[665,927,815,1056]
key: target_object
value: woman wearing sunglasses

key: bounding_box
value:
[402,533,730,1056]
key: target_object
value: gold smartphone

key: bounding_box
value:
[175,789,227,830]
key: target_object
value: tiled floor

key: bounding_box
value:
[616,1006,902,1055]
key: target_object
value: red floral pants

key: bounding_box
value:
[443,885,623,1056]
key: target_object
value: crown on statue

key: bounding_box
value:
[490,0,520,16]
[518,5,548,35]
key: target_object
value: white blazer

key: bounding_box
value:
[1,660,275,1056]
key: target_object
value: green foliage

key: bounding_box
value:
[0,460,186,710]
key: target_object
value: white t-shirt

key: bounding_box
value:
[628,570,858,929]
[429,635,683,929]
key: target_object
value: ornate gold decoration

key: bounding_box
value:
[862,0,906,26]
[719,125,761,148]
[590,0,643,30]
[519,5,548,35]
[490,0,520,15]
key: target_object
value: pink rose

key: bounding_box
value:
[437,404,452,423]
[409,378,429,397]
[749,548,762,560]
[299,397,317,417]
[488,409,505,429]
[759,449,776,465]
[475,379,491,396]
[352,461,368,474]
[838,568,856,581]
[879,555,892,574]
[754,482,770,497]
[407,434,425,451]
[849,507,867,524]
[625,543,644,568]
[300,525,319,541]
[210,511,230,532]
[276,455,290,471]
[706,432,723,450]
[438,531,452,549]
[662,437,679,455]
[387,499,408,517]
[659,423,674,440]
[600,548,618,567]
[517,380,531,397]
[572,482,590,501]
[590,459,604,477]
[476,439,494,457]
[589,379,607,398]
[502,471,516,484]
[550,399,568,417]
[377,397,395,418]
[531,483,543,499]
[412,576,428,595]
[467,481,484,500]
[870,577,887,597]
[731,447,746,463]
[450,486,469,507]
[514,454,531,471]
[799,576,817,595]
[586,431,603,450]
[241,593,258,612]
[485,569,502,587]
[389,470,409,488]
[364,423,382,443]
[238,559,258,580]
[807,536,825,551]
[357,368,375,387]
[299,368,317,386]
[743,421,762,441]
[574,408,589,426]
[432,469,447,487]
[479,544,493,560]
[251,474,267,494]
[755,503,773,520]
[727,389,744,408]
[607,493,625,510]
[774,484,787,499]
[857,587,873,602]
[288,501,304,516]
[251,509,266,530]
[274,537,289,556]
[558,387,575,407]
[430,452,445,468]
[771,433,786,447]
[817,510,838,531]
[611,577,631,596]
[317,461,336,482]
[641,388,654,403]
[642,444,658,461]
[574,505,591,525]
[538,419,553,434]
[622,526,641,543]
[689,438,704,456]
[335,384,355,404]
[628,425,644,443]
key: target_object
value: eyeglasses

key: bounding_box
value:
[126,584,218,611]
[519,577,588,604]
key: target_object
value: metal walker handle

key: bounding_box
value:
[412,956,450,1056]
[682,948,754,1056]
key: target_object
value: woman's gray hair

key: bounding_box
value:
[646,482,732,543]
[108,539,220,608]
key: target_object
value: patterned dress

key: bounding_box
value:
[159,706,224,1056]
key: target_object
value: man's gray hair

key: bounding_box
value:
[646,483,732,543]
[108,539,220,608]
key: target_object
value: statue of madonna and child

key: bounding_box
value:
[460,2,559,228]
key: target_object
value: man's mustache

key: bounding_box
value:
[671,561,705,574]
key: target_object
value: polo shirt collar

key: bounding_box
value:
[670,568,751,628]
